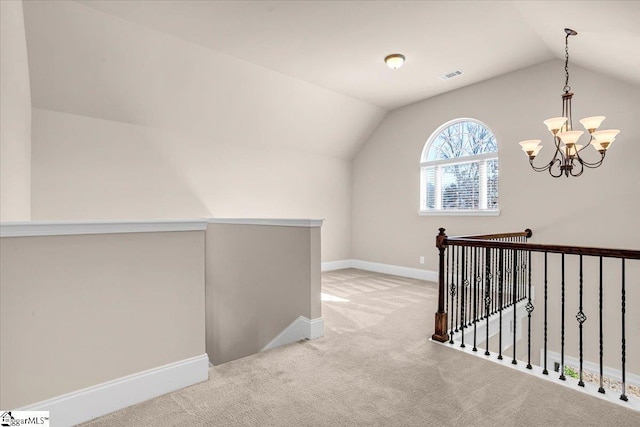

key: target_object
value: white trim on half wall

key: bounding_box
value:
[261,316,325,352]
[17,354,209,427]
[321,259,437,282]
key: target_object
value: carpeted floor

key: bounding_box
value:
[83,269,640,426]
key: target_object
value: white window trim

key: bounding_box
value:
[418,209,500,217]
[419,118,499,216]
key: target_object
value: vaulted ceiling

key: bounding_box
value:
[74,0,640,109]
[21,1,639,159]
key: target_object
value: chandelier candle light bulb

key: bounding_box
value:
[518,28,620,178]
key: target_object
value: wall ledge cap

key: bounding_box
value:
[0,219,207,237]
[206,218,324,228]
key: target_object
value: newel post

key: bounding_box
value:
[432,227,449,342]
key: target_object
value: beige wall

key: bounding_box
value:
[31,109,350,262]
[23,0,385,263]
[351,60,640,375]
[206,223,320,364]
[0,231,205,408]
[352,60,640,271]
[23,1,384,161]
[0,0,31,220]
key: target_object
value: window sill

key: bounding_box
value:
[418,210,500,217]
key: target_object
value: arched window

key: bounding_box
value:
[420,119,499,215]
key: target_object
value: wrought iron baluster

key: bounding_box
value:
[543,252,548,375]
[445,247,449,315]
[526,250,534,369]
[467,247,472,327]
[455,245,460,332]
[461,247,466,348]
[512,248,518,365]
[577,255,586,386]
[449,245,456,344]
[504,241,508,307]
[621,258,628,401]
[598,256,605,393]
[560,254,566,380]
[492,243,497,314]
[498,248,504,360]
[473,247,478,352]
[484,248,492,356]
[515,238,520,302]
[521,237,526,301]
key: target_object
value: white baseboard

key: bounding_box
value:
[262,316,324,351]
[434,339,640,412]
[309,317,325,340]
[321,260,353,272]
[544,350,640,387]
[18,354,209,427]
[321,259,437,282]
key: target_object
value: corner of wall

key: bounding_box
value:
[0,0,32,221]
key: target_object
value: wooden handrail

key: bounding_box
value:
[444,237,640,260]
[449,229,532,241]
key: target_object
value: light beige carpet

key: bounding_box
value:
[83,269,640,426]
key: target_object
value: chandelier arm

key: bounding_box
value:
[573,135,606,168]
[529,159,553,173]
[528,141,562,173]
[548,158,564,178]
[579,151,607,169]
[570,158,585,177]
[553,135,566,162]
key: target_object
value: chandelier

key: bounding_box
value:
[518,28,620,178]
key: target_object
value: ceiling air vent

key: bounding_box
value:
[440,70,463,81]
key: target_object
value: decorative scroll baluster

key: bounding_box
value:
[498,248,504,360]
[543,252,548,375]
[526,250,533,369]
[461,247,466,348]
[473,247,478,352]
[484,248,492,356]
[560,254,566,380]
[504,243,509,309]
[455,246,460,333]
[598,256,605,393]
[449,244,456,344]
[492,246,497,314]
[512,248,518,365]
[518,237,531,300]
[467,248,472,327]
[620,259,628,402]
[445,247,449,315]
[577,255,586,386]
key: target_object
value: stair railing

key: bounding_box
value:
[432,228,640,402]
